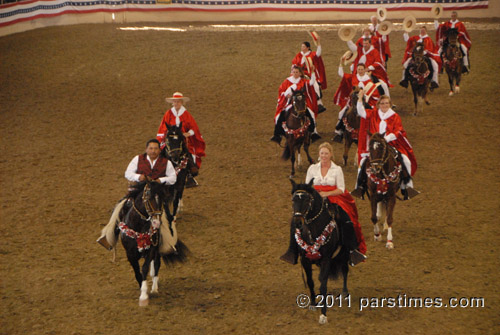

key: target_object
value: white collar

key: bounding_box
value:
[450,19,459,24]
[363,46,374,55]
[419,34,429,39]
[357,73,371,82]
[301,51,311,56]
[287,76,301,84]
[146,155,158,166]
[171,106,186,116]
[378,108,395,120]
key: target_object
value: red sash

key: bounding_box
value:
[313,185,367,255]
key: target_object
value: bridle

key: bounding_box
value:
[292,189,326,225]
[133,183,163,221]
[165,133,186,163]
[291,93,307,118]
[369,139,389,173]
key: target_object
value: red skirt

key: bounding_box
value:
[314,185,367,255]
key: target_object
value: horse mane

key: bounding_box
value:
[369,132,385,143]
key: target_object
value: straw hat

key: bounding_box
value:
[402,15,417,33]
[431,4,444,19]
[376,7,388,22]
[338,26,356,42]
[165,92,190,103]
[340,50,357,66]
[378,20,393,36]
[363,82,381,101]
[309,31,319,46]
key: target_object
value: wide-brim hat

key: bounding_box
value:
[378,20,393,36]
[402,15,417,33]
[165,92,190,103]
[431,4,444,19]
[363,82,381,101]
[338,26,357,42]
[341,50,358,66]
[377,7,388,22]
[309,31,319,46]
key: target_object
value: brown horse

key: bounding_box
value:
[339,87,362,167]
[281,88,314,177]
[407,42,432,116]
[365,133,402,249]
[443,28,464,96]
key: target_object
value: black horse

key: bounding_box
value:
[120,179,188,306]
[289,179,350,324]
[162,123,190,220]
[406,42,433,116]
[281,89,314,178]
[442,28,465,96]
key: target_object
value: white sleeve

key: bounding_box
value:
[159,160,177,185]
[338,66,344,77]
[316,45,322,57]
[368,65,375,71]
[305,165,315,184]
[309,72,317,85]
[187,129,195,136]
[335,167,345,193]
[384,133,397,143]
[434,20,439,30]
[347,40,357,52]
[356,101,367,118]
[403,32,409,42]
[382,35,387,42]
[125,156,141,182]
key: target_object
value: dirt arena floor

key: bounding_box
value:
[1,20,499,335]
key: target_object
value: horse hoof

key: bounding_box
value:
[449,91,454,96]
[319,314,328,325]
[374,234,382,242]
[455,86,460,93]
[386,241,394,249]
[139,298,149,307]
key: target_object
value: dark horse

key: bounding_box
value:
[290,179,350,324]
[162,123,190,220]
[120,179,188,306]
[406,42,432,116]
[338,87,365,167]
[442,28,464,96]
[281,88,314,178]
[364,133,404,249]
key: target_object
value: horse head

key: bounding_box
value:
[446,28,459,46]
[412,42,425,64]
[141,179,167,229]
[291,88,307,118]
[164,123,187,164]
[368,132,389,174]
[290,178,319,227]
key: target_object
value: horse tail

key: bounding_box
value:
[161,240,189,265]
[282,145,291,161]
[328,247,349,280]
[101,198,127,249]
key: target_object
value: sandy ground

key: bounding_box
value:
[0,21,499,334]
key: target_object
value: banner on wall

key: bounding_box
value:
[0,0,490,28]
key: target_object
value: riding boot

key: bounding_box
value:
[185,173,199,188]
[271,112,286,144]
[333,119,344,143]
[280,223,298,265]
[185,154,199,177]
[307,114,321,143]
[430,81,439,91]
[317,104,327,114]
[351,160,368,199]
[399,79,409,88]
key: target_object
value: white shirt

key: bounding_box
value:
[305,161,345,192]
[125,155,177,185]
[170,106,195,137]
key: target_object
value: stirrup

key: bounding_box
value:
[96,236,113,251]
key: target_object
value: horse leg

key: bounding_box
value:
[150,252,161,294]
[448,71,455,96]
[412,87,418,116]
[372,199,382,241]
[290,144,296,178]
[318,260,330,325]
[124,245,143,287]
[301,258,316,311]
[303,139,314,164]
[455,71,461,94]
[385,196,396,249]
[139,253,154,306]
[343,136,350,166]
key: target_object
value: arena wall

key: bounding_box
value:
[0,0,498,37]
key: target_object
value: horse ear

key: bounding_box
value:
[307,178,314,188]
[290,178,297,192]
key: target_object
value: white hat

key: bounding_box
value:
[341,50,358,66]
[377,7,388,22]
[363,82,381,101]
[378,21,393,36]
[309,31,319,46]
[431,4,444,19]
[402,15,417,33]
[338,26,357,42]
[165,92,190,103]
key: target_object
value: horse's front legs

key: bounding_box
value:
[371,199,382,242]
[150,252,162,294]
[385,195,396,249]
[289,143,296,178]
[301,258,316,311]
[448,71,455,96]
[318,260,331,324]
[343,136,351,166]
[138,252,155,306]
[303,138,314,165]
